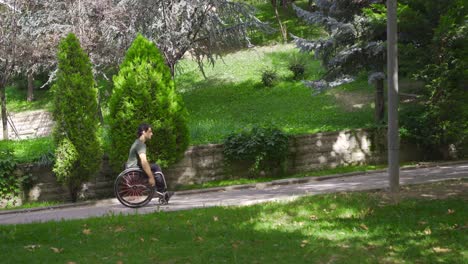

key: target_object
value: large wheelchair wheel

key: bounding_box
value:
[114,168,155,208]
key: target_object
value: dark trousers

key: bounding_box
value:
[150,163,166,193]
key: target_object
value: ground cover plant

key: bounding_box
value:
[0,180,466,263]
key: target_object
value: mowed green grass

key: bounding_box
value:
[176,44,374,144]
[0,137,54,164]
[0,186,466,263]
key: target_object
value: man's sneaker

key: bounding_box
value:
[165,191,174,203]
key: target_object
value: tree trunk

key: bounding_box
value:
[0,82,8,140]
[375,78,385,124]
[272,0,288,43]
[27,73,34,102]
[97,94,104,125]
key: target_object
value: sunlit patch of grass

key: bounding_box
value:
[0,136,54,164]
[0,186,466,263]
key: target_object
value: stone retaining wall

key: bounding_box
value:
[11,129,422,203]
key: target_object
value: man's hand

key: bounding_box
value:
[148,175,155,187]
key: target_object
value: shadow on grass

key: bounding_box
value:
[0,191,465,263]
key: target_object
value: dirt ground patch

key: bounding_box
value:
[370,179,468,203]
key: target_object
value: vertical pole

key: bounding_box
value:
[387,0,399,192]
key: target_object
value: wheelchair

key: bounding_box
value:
[114,167,170,208]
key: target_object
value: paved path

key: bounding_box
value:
[1,162,467,225]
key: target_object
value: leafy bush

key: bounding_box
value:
[0,148,25,206]
[288,54,306,80]
[51,33,102,201]
[53,138,79,187]
[261,69,278,87]
[223,126,289,176]
[400,0,468,159]
[109,34,189,170]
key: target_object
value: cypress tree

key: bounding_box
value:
[109,34,189,170]
[52,33,101,202]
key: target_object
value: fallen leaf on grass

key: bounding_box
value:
[151,237,159,242]
[433,247,451,253]
[360,224,369,231]
[213,216,219,222]
[195,236,204,242]
[418,221,427,225]
[300,240,309,248]
[114,226,125,232]
[423,228,432,235]
[50,247,63,253]
[309,215,318,221]
[140,238,145,242]
[447,209,455,214]
[82,229,92,235]
[24,244,41,251]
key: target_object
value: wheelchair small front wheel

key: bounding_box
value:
[114,169,155,208]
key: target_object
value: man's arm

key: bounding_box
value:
[138,153,155,187]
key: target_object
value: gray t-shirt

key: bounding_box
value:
[126,139,146,168]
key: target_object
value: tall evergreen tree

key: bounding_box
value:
[52,33,101,202]
[109,34,189,170]
[292,0,386,123]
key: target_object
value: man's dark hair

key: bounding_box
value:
[137,123,152,138]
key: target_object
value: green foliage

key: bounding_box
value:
[288,53,306,80]
[400,0,468,159]
[0,148,21,201]
[0,148,31,206]
[245,0,326,45]
[5,85,53,112]
[52,138,79,186]
[223,126,289,176]
[109,34,189,169]
[260,69,278,87]
[0,137,54,164]
[51,33,102,201]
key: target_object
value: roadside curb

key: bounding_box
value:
[1,160,467,215]
[0,201,96,216]
[175,159,468,195]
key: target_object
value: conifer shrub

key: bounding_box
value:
[51,33,102,202]
[108,34,189,170]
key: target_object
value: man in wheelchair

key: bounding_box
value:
[125,123,174,202]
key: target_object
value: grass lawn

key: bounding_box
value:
[176,44,374,145]
[6,85,53,112]
[0,136,54,164]
[0,180,466,263]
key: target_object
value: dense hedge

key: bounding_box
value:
[108,34,189,170]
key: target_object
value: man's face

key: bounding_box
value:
[143,128,153,140]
